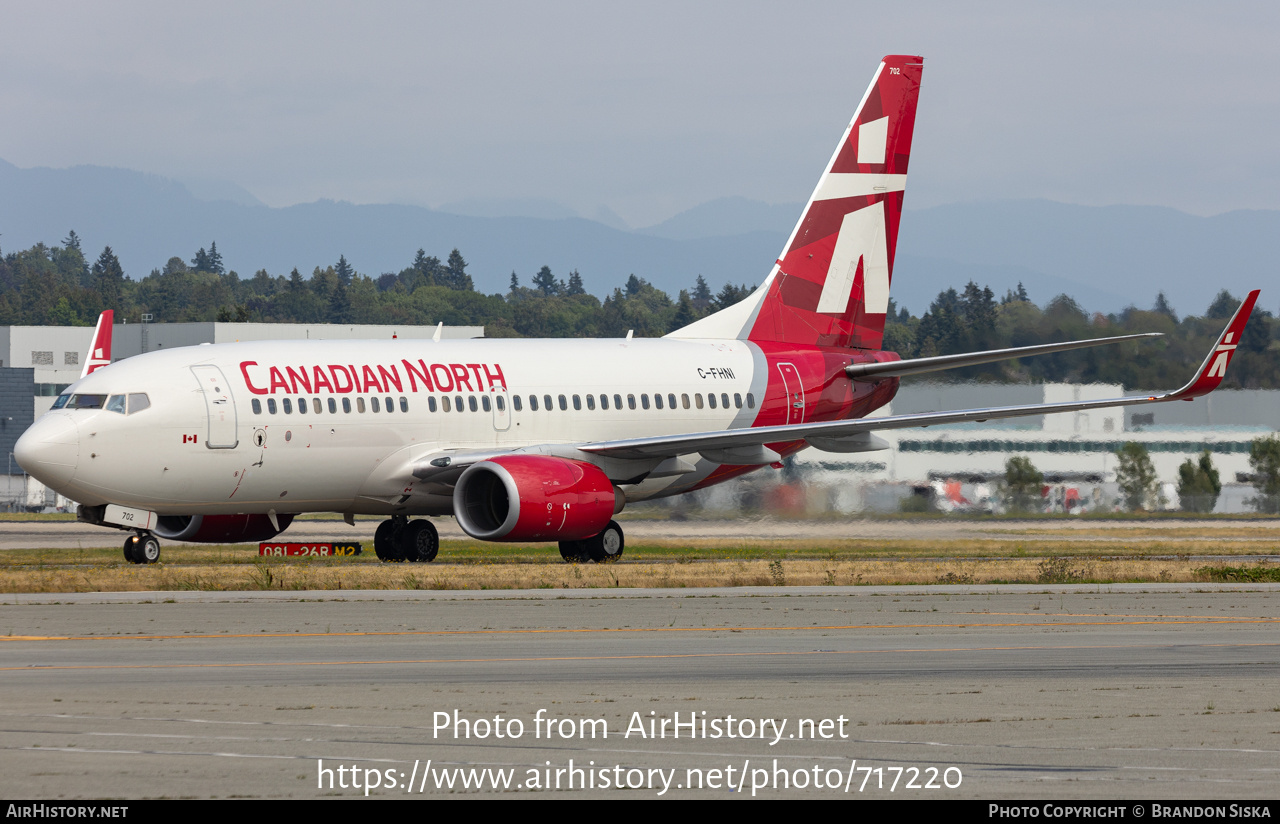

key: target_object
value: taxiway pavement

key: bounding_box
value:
[2,585,1277,799]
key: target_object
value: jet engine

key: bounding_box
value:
[152,513,294,543]
[453,456,620,542]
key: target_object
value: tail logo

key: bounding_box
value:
[816,200,890,315]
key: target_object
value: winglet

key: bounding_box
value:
[80,310,114,379]
[1165,289,1259,400]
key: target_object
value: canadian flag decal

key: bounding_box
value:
[183,434,199,444]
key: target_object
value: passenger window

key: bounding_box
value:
[268,398,278,414]
[734,393,743,409]
[372,397,381,413]
[313,398,323,414]
[327,398,336,414]
[558,394,567,411]
[641,394,650,410]
[128,394,150,414]
[529,395,539,411]
[495,395,505,411]
[694,394,704,409]
[297,397,307,415]
[106,395,127,414]
[668,393,677,409]
[455,394,464,411]
[384,396,393,412]
[469,396,478,412]
[599,394,608,410]
[681,393,690,410]
[252,398,262,415]
[627,394,636,410]
[357,397,366,413]
[613,394,622,410]
[282,398,293,414]
[654,393,663,410]
[721,393,730,409]
[586,394,596,410]
[708,393,717,409]
[342,398,352,413]
[426,397,435,412]
[442,396,452,412]
[513,395,523,411]
[746,393,756,409]
[572,394,582,410]
[544,394,553,411]
[400,397,408,412]
[482,395,492,412]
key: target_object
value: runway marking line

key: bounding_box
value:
[3,641,1278,673]
[2,615,1277,643]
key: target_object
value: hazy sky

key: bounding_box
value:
[5,1,1279,226]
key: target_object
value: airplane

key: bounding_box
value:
[14,54,1260,566]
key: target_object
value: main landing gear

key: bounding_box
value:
[123,531,161,565]
[559,520,624,564]
[374,515,440,563]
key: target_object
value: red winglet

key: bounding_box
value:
[1169,289,1259,400]
[80,310,114,379]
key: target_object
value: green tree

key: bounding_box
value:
[1115,442,1159,511]
[91,246,125,310]
[565,269,586,296]
[532,265,560,296]
[1247,434,1280,514]
[1176,450,1221,513]
[444,248,472,291]
[1003,456,1044,512]
[335,254,354,286]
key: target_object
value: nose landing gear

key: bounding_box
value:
[123,532,161,565]
[374,516,439,562]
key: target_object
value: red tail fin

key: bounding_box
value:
[749,54,922,348]
[80,310,113,378]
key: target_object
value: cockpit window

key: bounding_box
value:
[51,395,70,410]
[68,394,108,409]
[128,394,151,414]
[106,395,127,414]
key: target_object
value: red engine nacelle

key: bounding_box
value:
[153,513,294,543]
[454,456,620,542]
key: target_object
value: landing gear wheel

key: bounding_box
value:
[403,519,439,563]
[559,539,589,563]
[123,536,140,564]
[374,520,393,561]
[585,520,624,564]
[374,517,407,562]
[136,533,161,564]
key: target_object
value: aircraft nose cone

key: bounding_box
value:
[14,413,79,490]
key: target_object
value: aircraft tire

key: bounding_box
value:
[559,539,590,563]
[123,536,140,564]
[374,520,392,561]
[585,521,624,564]
[138,534,161,564]
[404,519,439,563]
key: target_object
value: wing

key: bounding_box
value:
[578,289,1260,464]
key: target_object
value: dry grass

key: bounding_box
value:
[0,555,1267,593]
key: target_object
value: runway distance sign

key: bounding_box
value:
[258,542,362,557]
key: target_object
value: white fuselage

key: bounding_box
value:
[19,337,773,517]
